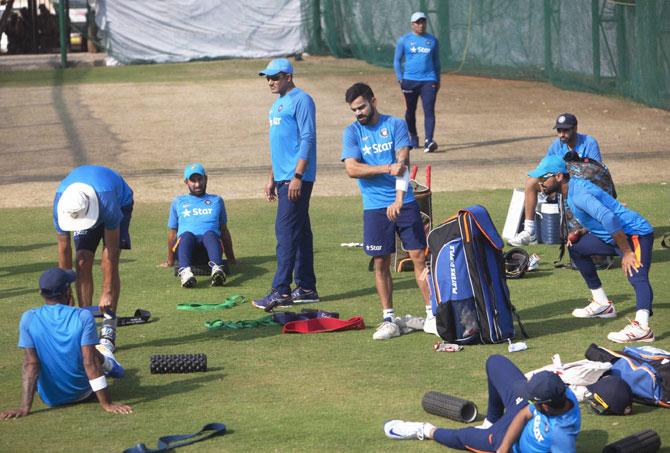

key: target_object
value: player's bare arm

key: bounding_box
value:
[344,158,403,179]
[81,345,132,415]
[0,348,39,420]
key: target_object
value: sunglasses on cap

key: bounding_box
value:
[587,392,610,415]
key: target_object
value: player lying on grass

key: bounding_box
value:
[0,268,131,419]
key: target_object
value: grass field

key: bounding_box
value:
[0,184,668,452]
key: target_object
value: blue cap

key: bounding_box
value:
[513,371,567,405]
[528,155,567,178]
[554,113,577,129]
[259,58,293,77]
[39,268,76,298]
[184,163,206,180]
[586,375,633,415]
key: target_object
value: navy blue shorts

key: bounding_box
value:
[363,201,426,256]
[74,205,133,253]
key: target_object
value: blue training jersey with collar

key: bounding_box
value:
[18,304,99,407]
[53,165,134,234]
[168,193,227,237]
[545,133,602,161]
[393,32,441,82]
[341,114,415,210]
[513,388,581,453]
[567,178,653,244]
[268,87,317,182]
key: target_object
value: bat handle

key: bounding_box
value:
[426,165,432,189]
[410,164,418,180]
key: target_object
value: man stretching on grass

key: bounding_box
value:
[0,268,131,419]
[341,82,434,340]
[385,355,581,452]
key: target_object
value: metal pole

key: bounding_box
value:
[591,0,601,84]
[58,0,67,67]
[543,0,553,78]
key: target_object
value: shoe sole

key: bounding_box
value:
[572,311,617,319]
[608,334,655,343]
[507,240,538,247]
[424,143,438,153]
[292,299,319,304]
[182,277,196,288]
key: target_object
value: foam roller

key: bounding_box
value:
[602,430,661,453]
[421,391,478,423]
[150,354,207,374]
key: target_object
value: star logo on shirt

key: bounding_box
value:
[410,46,417,53]
[182,208,191,217]
[362,144,372,155]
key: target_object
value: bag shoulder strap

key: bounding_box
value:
[124,423,227,453]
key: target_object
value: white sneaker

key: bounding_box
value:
[607,320,655,343]
[572,300,617,319]
[178,267,196,288]
[210,263,226,287]
[384,420,435,440]
[508,230,537,246]
[423,314,440,336]
[373,320,401,340]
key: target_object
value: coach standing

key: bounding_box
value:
[394,11,441,154]
[53,165,133,352]
[253,58,319,311]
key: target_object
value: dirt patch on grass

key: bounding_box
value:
[0,56,668,208]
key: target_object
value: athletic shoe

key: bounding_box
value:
[99,338,116,354]
[178,266,197,288]
[384,420,435,440]
[410,135,419,149]
[95,344,125,379]
[508,230,537,246]
[372,320,401,340]
[290,287,320,304]
[572,300,616,319]
[607,320,655,343]
[423,314,439,336]
[99,325,116,353]
[252,289,293,312]
[423,140,438,153]
[210,263,226,287]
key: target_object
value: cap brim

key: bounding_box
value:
[259,69,281,76]
[57,183,99,231]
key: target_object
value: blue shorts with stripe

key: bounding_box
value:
[363,201,426,256]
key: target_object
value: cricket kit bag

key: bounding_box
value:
[556,152,618,267]
[426,205,527,344]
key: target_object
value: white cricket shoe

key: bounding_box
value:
[423,314,439,336]
[572,300,617,319]
[178,267,196,288]
[373,320,401,340]
[607,320,655,343]
[210,263,226,287]
[384,420,435,440]
[508,230,537,246]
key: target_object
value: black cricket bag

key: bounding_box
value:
[555,152,618,268]
[427,205,527,344]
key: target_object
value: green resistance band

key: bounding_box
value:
[177,295,247,311]
[205,315,278,330]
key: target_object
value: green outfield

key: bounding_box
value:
[0,185,668,452]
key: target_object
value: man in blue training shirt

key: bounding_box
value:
[510,113,603,246]
[527,155,655,343]
[0,268,131,419]
[384,355,581,452]
[394,11,441,153]
[53,165,134,352]
[342,82,434,340]
[252,58,319,311]
[163,163,236,288]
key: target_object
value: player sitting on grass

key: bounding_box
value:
[0,268,132,419]
[384,355,580,452]
[163,163,236,288]
[509,113,602,246]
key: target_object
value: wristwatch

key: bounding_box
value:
[293,173,303,180]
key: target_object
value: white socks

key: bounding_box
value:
[425,306,433,318]
[635,309,650,328]
[383,308,395,322]
[591,288,610,305]
[524,220,536,234]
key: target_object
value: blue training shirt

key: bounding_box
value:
[393,32,441,82]
[513,388,581,453]
[546,133,602,162]
[53,165,134,234]
[168,193,227,237]
[568,178,653,244]
[268,87,317,182]
[341,114,415,210]
[18,304,99,407]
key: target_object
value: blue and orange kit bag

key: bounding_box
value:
[426,205,527,344]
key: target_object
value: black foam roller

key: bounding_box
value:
[602,430,661,453]
[421,391,478,423]
[150,354,207,374]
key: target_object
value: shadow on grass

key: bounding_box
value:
[118,368,225,404]
[224,255,276,287]
[120,324,281,351]
[650,248,670,264]
[0,258,136,277]
[0,242,52,253]
[517,294,630,320]
[0,287,37,300]
[323,277,421,302]
[579,429,608,450]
